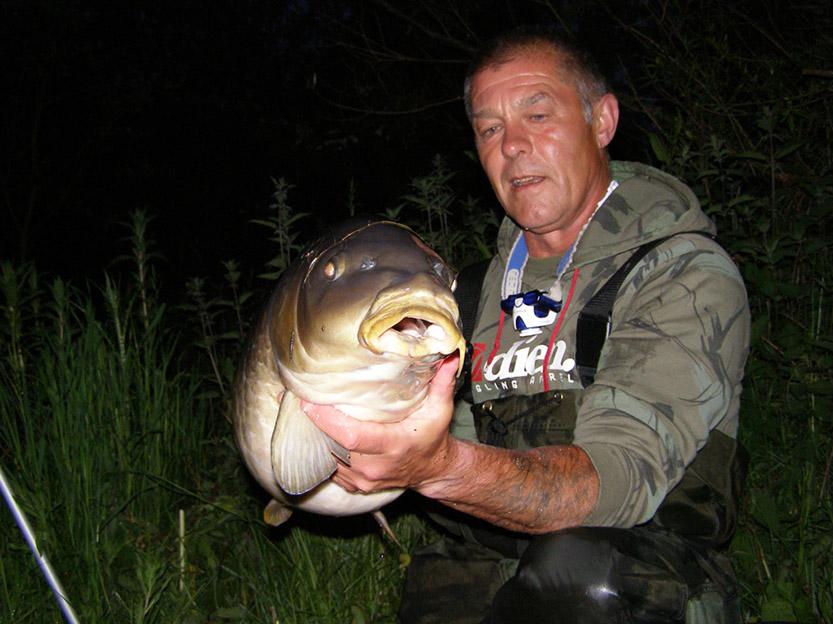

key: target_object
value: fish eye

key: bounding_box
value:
[323,262,338,280]
[322,255,344,281]
[360,256,376,270]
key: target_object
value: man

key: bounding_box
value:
[309,27,750,623]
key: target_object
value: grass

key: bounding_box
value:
[0,213,438,623]
[2,142,832,621]
[0,261,434,623]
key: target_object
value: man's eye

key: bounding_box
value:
[481,125,499,138]
[530,113,547,121]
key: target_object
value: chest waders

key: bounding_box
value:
[399,237,746,624]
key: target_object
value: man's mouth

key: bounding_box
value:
[511,176,543,188]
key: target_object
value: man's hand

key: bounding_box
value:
[304,351,598,533]
[302,354,460,493]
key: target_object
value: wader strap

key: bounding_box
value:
[455,258,491,346]
[575,232,713,387]
[454,258,492,403]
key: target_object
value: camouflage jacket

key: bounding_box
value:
[453,161,751,529]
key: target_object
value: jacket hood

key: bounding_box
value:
[495,161,717,267]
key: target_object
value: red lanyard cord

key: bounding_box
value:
[485,267,580,391]
[543,268,580,392]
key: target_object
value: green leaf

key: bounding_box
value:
[749,315,769,342]
[805,381,833,395]
[649,133,669,166]
[761,596,797,622]
[775,142,804,160]
[351,604,369,624]
[727,194,758,208]
[737,151,768,162]
[751,491,782,535]
[214,606,248,618]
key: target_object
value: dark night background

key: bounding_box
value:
[0,0,656,289]
[3,4,832,620]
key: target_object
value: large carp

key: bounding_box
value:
[233,219,465,529]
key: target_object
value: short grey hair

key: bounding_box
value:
[463,26,610,125]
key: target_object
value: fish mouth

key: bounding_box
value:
[360,302,466,374]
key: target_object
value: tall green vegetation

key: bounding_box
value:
[620,2,833,621]
[397,154,500,269]
[5,222,213,622]
[0,195,453,622]
[0,224,206,621]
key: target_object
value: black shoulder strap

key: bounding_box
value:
[454,258,492,346]
[575,232,714,388]
[453,258,491,403]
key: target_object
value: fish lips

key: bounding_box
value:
[359,299,465,375]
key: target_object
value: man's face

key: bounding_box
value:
[469,51,616,255]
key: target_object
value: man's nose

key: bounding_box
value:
[501,121,532,158]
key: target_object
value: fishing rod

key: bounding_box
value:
[0,463,81,624]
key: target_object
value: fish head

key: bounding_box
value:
[272,220,465,382]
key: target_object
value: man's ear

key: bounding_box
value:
[593,93,619,149]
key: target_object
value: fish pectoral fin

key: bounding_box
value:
[263,499,293,526]
[372,510,404,552]
[330,436,350,466]
[271,391,349,496]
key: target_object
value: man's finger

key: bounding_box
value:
[431,353,460,395]
[303,402,390,454]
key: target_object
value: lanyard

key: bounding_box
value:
[500,180,619,304]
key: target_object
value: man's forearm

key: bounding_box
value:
[416,438,599,534]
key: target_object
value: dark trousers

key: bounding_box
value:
[398,525,741,624]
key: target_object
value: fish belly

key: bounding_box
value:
[287,482,404,517]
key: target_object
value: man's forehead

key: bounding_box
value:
[470,64,573,117]
[471,87,553,117]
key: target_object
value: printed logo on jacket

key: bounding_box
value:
[471,336,579,392]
